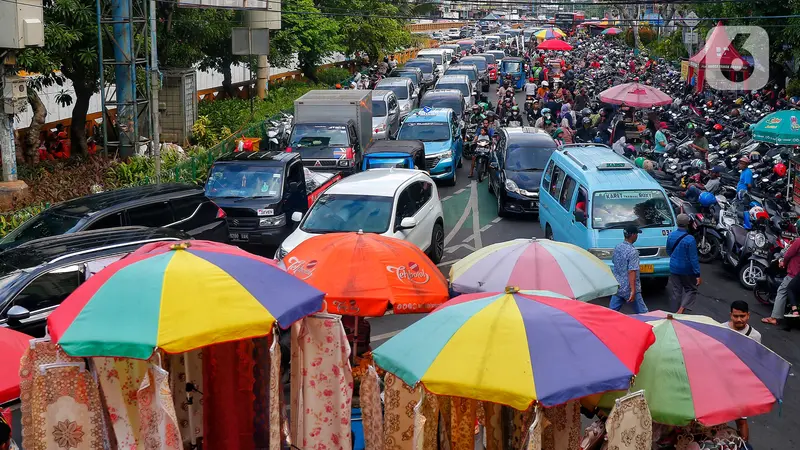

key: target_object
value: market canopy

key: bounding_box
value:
[537,39,573,51]
[599,82,672,108]
[751,110,800,145]
[689,21,750,70]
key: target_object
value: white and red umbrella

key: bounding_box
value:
[599,82,672,108]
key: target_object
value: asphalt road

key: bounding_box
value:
[367,86,799,450]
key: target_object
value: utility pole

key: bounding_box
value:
[247,10,273,99]
[0,61,16,182]
[149,0,160,181]
[112,0,135,157]
[257,55,269,99]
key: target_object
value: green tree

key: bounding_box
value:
[269,0,342,80]
[327,0,411,63]
[17,0,100,158]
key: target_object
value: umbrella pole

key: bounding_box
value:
[184,351,197,449]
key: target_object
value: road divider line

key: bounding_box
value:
[471,182,483,249]
[444,183,477,246]
[491,217,502,224]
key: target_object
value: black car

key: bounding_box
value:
[488,127,557,217]
[459,56,491,92]
[0,227,190,337]
[0,183,228,250]
[403,58,437,89]
[419,89,467,123]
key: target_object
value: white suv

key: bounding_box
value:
[276,169,445,262]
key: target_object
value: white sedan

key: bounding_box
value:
[276,169,445,262]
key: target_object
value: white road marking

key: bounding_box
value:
[471,182,482,249]
[441,195,453,202]
[491,217,502,224]
[436,259,459,267]
[444,182,477,246]
[445,243,475,254]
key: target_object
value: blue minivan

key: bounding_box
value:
[538,144,677,280]
[397,107,463,186]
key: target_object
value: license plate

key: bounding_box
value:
[640,264,654,274]
[229,233,249,242]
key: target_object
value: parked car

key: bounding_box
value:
[372,90,401,140]
[0,227,189,337]
[277,169,444,263]
[0,183,228,250]
[375,78,418,120]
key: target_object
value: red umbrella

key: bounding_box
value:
[537,39,573,51]
[0,328,31,404]
[599,82,672,108]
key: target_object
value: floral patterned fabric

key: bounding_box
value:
[166,350,204,447]
[137,365,182,450]
[449,397,476,450]
[383,373,419,450]
[526,408,548,450]
[30,365,106,450]
[509,406,536,450]
[360,366,384,450]
[268,336,282,450]
[93,356,152,449]
[19,340,63,446]
[438,396,452,450]
[482,402,503,450]
[420,393,439,450]
[290,316,354,450]
[542,400,581,450]
[412,397,425,450]
[605,392,652,450]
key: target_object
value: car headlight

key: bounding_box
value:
[754,232,767,249]
[401,103,411,111]
[505,179,519,193]
[338,159,353,167]
[275,246,288,261]
[259,214,286,228]
[588,248,615,260]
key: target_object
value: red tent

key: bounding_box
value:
[687,21,750,93]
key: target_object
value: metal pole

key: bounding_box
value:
[257,55,269,99]
[149,0,161,182]
[0,62,18,182]
[96,0,109,158]
[112,0,134,157]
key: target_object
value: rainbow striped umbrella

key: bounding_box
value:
[449,238,618,300]
[373,289,656,410]
[48,241,325,359]
[535,28,566,40]
[595,311,791,426]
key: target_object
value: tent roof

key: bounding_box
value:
[689,21,750,69]
[483,13,500,20]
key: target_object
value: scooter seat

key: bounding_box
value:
[731,225,748,246]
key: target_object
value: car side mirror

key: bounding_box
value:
[291,211,303,222]
[398,216,418,230]
[7,305,31,321]
[574,210,587,224]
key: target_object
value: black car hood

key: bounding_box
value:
[505,169,543,191]
[213,197,285,217]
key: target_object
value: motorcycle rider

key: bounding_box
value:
[524,77,538,97]
[535,107,552,130]
[763,220,800,325]
[504,106,523,127]
[469,127,492,178]
[575,117,596,142]
[468,104,484,125]
[536,80,550,99]
[527,99,542,126]
[688,128,709,160]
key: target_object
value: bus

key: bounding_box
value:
[554,12,585,31]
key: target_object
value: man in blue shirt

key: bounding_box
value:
[667,214,702,314]
[736,156,753,196]
[654,121,668,154]
[609,225,648,314]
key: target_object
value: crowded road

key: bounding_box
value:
[366,86,799,450]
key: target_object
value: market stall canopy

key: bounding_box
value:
[48,240,325,359]
[282,232,449,316]
[537,39,573,51]
[599,82,672,108]
[593,311,790,426]
[0,328,31,404]
[689,21,750,71]
[602,27,623,36]
[535,28,566,40]
[373,289,656,410]
[450,238,618,300]
[751,110,800,145]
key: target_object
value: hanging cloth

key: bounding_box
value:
[30,365,106,450]
[290,316,354,450]
[360,366,384,450]
[412,395,425,450]
[438,396,452,450]
[166,350,204,447]
[203,340,257,450]
[482,402,503,450]
[508,406,536,450]
[526,407,548,450]
[137,364,182,450]
[251,336,270,450]
[449,397,477,450]
[267,335,282,450]
[605,391,652,450]
[420,392,439,450]
[93,356,153,448]
[541,400,581,450]
[383,373,419,450]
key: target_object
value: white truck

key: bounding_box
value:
[289,90,373,175]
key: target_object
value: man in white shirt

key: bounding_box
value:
[524,77,537,96]
[723,300,761,446]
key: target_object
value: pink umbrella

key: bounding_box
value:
[599,82,672,108]
[537,39,573,51]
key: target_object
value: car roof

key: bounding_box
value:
[44,183,203,218]
[404,108,453,123]
[423,89,463,98]
[377,78,411,87]
[372,90,396,101]
[553,146,667,191]
[407,58,435,65]
[448,64,477,71]
[503,57,524,62]
[0,227,187,275]
[504,127,559,146]
[438,74,470,83]
[365,140,425,155]
[326,169,425,196]
[215,150,298,165]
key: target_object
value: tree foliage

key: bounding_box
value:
[269,0,342,79]
[324,0,411,63]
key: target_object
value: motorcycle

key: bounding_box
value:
[754,252,786,306]
[474,139,492,183]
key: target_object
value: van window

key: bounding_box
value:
[591,190,675,229]
[86,212,123,230]
[127,203,174,228]
[543,161,555,187]
[548,166,566,198]
[576,186,588,211]
[559,176,577,209]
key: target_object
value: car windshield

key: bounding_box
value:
[463,59,487,71]
[448,69,476,82]
[205,163,283,199]
[393,72,419,85]
[289,124,349,147]
[405,61,432,74]
[372,100,388,117]
[505,145,554,171]
[421,97,463,115]
[592,190,675,229]
[301,194,393,233]
[399,122,451,142]
[458,43,472,51]
[0,212,81,247]
[503,61,522,73]
[489,52,504,60]
[436,83,470,98]
[481,54,496,64]
[379,84,409,100]
[420,53,443,64]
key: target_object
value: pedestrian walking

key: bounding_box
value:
[667,214,701,314]
[762,226,800,325]
[609,225,648,314]
[723,300,761,446]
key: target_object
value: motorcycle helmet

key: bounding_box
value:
[529,77,534,82]
[541,108,551,115]
[634,157,645,168]
[707,153,720,165]
[582,117,592,125]
[735,97,744,105]
[593,135,604,143]
[643,160,655,171]
[699,191,717,207]
[774,162,788,177]
[691,159,705,170]
[686,185,701,202]
[729,140,741,151]
[686,122,695,130]
[713,123,724,131]
[750,207,769,222]
[640,129,652,139]
[581,108,592,116]
[749,151,761,163]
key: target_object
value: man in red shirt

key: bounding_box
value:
[590,60,601,69]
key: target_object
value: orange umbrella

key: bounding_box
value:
[281,232,449,316]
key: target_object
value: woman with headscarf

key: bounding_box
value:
[552,128,565,146]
